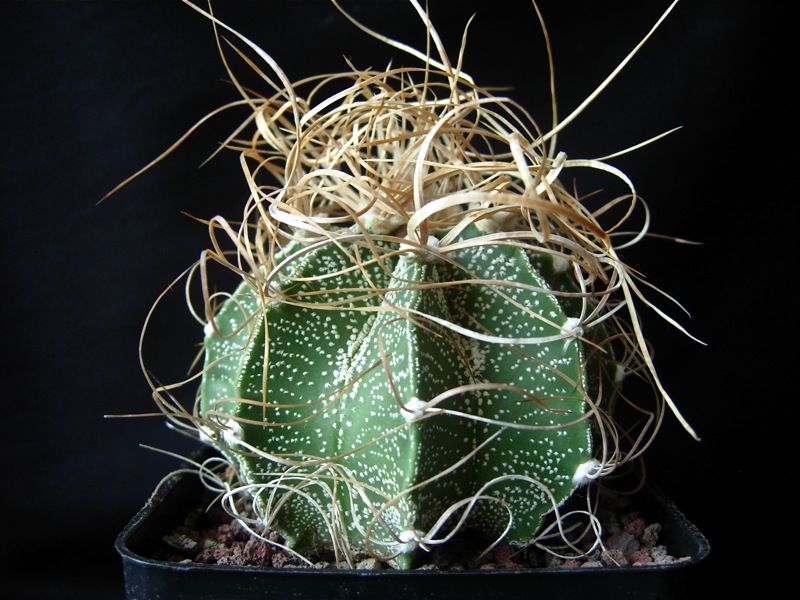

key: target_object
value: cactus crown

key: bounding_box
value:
[118,0,697,569]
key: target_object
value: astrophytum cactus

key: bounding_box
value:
[117,0,698,570]
[199,219,610,567]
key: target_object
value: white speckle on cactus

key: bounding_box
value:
[395,530,420,554]
[552,254,570,273]
[399,234,442,263]
[572,459,600,486]
[402,397,427,422]
[562,316,583,351]
[474,210,520,233]
[221,418,244,446]
[197,423,216,444]
[360,210,405,234]
[562,317,583,338]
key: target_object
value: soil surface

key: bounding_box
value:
[154,483,692,570]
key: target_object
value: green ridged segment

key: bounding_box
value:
[200,224,595,564]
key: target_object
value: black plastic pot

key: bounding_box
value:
[116,454,709,600]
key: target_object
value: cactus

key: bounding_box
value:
[117,0,698,570]
[200,221,608,566]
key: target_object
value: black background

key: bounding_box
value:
[2,1,783,598]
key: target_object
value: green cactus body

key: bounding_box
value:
[200,222,597,566]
